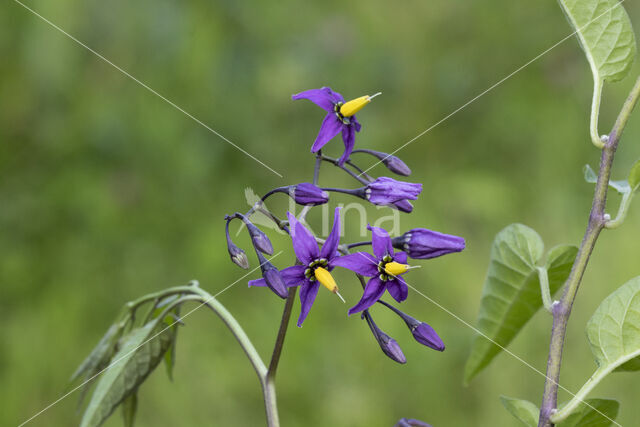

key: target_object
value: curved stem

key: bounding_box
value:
[321,155,370,185]
[590,78,605,149]
[193,287,267,379]
[605,189,635,229]
[537,75,640,427]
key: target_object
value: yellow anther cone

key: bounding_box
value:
[384,262,410,277]
[314,267,338,293]
[339,92,381,117]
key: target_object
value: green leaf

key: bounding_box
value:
[583,165,630,194]
[71,324,121,383]
[71,324,123,407]
[500,396,539,427]
[80,319,173,427]
[628,159,640,190]
[559,398,619,426]
[587,276,640,373]
[121,393,137,427]
[559,0,636,83]
[163,308,181,381]
[464,224,577,383]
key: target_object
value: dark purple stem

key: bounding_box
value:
[537,76,640,427]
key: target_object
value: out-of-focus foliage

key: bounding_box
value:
[1,0,640,426]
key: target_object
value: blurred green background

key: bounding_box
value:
[2,0,640,425]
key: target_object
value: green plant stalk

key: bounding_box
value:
[537,267,553,313]
[537,75,640,427]
[605,189,635,229]
[590,78,605,149]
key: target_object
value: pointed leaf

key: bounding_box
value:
[559,0,636,82]
[163,309,181,381]
[500,396,539,427]
[587,276,640,373]
[464,225,577,383]
[80,319,173,427]
[121,393,137,427]
[71,324,121,383]
[559,398,619,426]
[583,164,630,194]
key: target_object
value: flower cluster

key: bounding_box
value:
[225,86,465,362]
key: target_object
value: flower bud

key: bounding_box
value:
[289,183,329,206]
[364,312,406,364]
[392,228,465,259]
[364,177,422,206]
[227,241,249,269]
[410,322,445,351]
[257,254,288,299]
[246,222,274,255]
[354,149,412,176]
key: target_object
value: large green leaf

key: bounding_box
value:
[560,398,619,427]
[559,0,636,82]
[500,396,538,427]
[464,224,577,383]
[80,319,173,427]
[587,276,640,373]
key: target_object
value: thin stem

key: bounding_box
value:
[537,267,553,313]
[268,286,298,377]
[321,155,371,185]
[537,75,640,427]
[346,241,372,250]
[605,190,634,229]
[590,78,605,149]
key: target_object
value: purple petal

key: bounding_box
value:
[387,277,408,303]
[287,212,319,264]
[352,116,362,132]
[292,87,343,111]
[337,124,356,166]
[311,113,343,152]
[393,251,408,264]
[368,225,393,259]
[330,252,378,276]
[348,277,387,315]
[320,207,341,260]
[297,280,320,327]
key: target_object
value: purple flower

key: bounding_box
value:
[333,225,417,314]
[364,177,422,206]
[249,207,344,326]
[289,183,329,206]
[392,228,465,259]
[292,87,380,166]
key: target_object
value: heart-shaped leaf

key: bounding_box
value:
[464,224,577,383]
[80,319,173,427]
[559,0,636,83]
